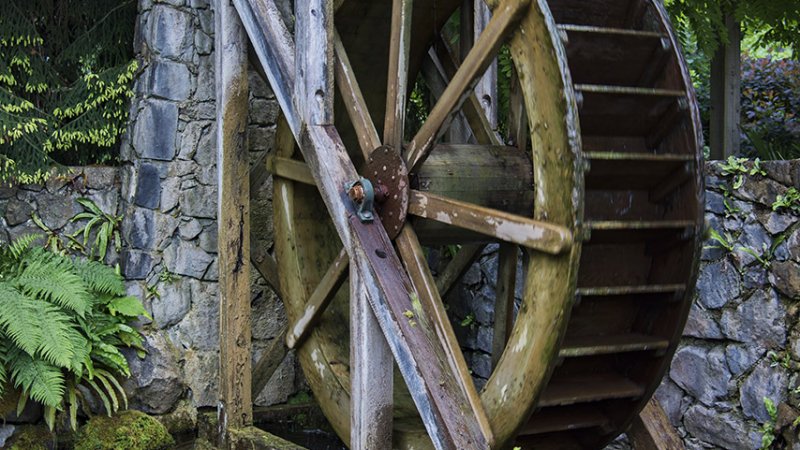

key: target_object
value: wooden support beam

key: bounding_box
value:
[350,258,393,449]
[492,244,516,368]
[251,324,289,398]
[473,0,499,129]
[215,0,252,444]
[295,0,333,125]
[709,14,741,160]
[234,1,490,447]
[629,399,685,450]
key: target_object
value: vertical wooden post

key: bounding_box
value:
[294,0,334,125]
[215,0,252,445]
[710,14,741,160]
[350,259,394,449]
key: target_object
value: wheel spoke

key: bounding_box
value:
[395,225,495,444]
[405,0,529,171]
[265,155,316,185]
[508,67,528,150]
[334,30,381,158]
[427,40,501,146]
[286,248,349,349]
[434,243,485,299]
[492,243,517,368]
[384,0,414,149]
[408,190,572,255]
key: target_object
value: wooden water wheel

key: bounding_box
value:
[225,0,704,448]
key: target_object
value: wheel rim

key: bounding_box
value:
[271,0,702,448]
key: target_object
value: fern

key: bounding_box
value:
[74,258,125,296]
[9,349,65,408]
[14,251,91,315]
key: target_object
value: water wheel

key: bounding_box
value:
[267,0,704,448]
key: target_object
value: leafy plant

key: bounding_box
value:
[707,228,736,252]
[720,156,766,189]
[761,397,778,449]
[773,188,800,214]
[69,198,122,262]
[0,235,148,430]
[460,312,476,328]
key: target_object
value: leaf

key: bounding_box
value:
[68,384,78,431]
[9,350,64,409]
[16,391,28,417]
[107,296,149,319]
[93,371,119,413]
[96,368,127,410]
[84,377,112,416]
[76,198,104,216]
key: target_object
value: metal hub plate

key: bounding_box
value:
[365,145,409,239]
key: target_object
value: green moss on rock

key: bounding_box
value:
[75,410,175,450]
[8,425,52,450]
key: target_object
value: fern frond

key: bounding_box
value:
[35,305,75,368]
[7,234,37,259]
[93,370,118,413]
[43,404,56,431]
[95,368,127,410]
[84,376,111,416]
[0,283,43,355]
[15,256,91,315]
[74,259,125,296]
[90,341,129,377]
[9,350,64,409]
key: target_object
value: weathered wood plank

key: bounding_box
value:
[286,248,348,349]
[235,2,490,446]
[629,399,685,450]
[250,243,282,299]
[408,190,572,255]
[295,0,333,125]
[709,14,740,160]
[265,155,315,185]
[406,0,529,171]
[350,260,393,450]
[492,243,516,368]
[383,0,414,149]
[216,0,252,442]
[251,324,289,398]
[473,0,499,129]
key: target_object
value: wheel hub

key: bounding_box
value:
[364,145,409,238]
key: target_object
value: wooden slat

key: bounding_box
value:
[286,249,349,349]
[576,284,686,297]
[559,333,670,358]
[216,0,252,438]
[538,373,645,407]
[546,0,636,29]
[520,405,608,435]
[383,0,414,149]
[586,220,695,244]
[265,155,315,185]
[235,3,491,444]
[406,0,529,170]
[294,0,333,125]
[576,84,686,137]
[472,0,498,128]
[492,244,517,367]
[408,190,572,255]
[251,324,288,397]
[350,260,393,449]
[629,399,686,450]
[584,151,693,191]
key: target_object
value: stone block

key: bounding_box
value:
[149,60,191,101]
[4,199,31,226]
[740,360,789,422]
[726,344,764,377]
[696,259,740,309]
[720,289,787,348]
[121,249,155,280]
[175,280,219,350]
[148,5,192,61]
[184,349,219,408]
[134,99,178,161]
[771,261,800,299]
[152,278,192,328]
[127,207,156,249]
[181,185,217,219]
[123,330,185,414]
[683,302,723,339]
[163,239,214,279]
[670,345,730,405]
[684,404,760,450]
[134,163,162,209]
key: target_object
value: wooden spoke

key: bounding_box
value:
[383,0,414,149]
[405,0,529,171]
[508,67,528,150]
[408,190,572,255]
[395,225,495,446]
[473,0,499,128]
[492,243,517,368]
[250,243,283,299]
[334,30,382,158]
[460,0,475,61]
[423,40,502,145]
[265,155,315,185]
[286,248,349,349]
[435,243,485,299]
[251,324,288,397]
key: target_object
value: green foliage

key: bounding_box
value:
[75,409,174,450]
[773,188,800,213]
[0,235,148,431]
[761,397,778,449]
[0,0,138,183]
[720,155,766,189]
[69,198,123,261]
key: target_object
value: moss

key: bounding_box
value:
[228,427,306,450]
[74,410,175,450]
[285,391,312,406]
[8,425,52,450]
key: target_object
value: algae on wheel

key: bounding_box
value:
[269,0,703,448]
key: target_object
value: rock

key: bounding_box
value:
[148,60,191,102]
[684,302,723,339]
[175,280,219,350]
[250,291,286,341]
[461,263,481,286]
[4,199,31,226]
[791,334,800,361]
[706,190,726,215]
[198,225,218,252]
[193,122,217,166]
[696,259,740,309]
[123,331,184,414]
[183,350,219,408]
[151,278,192,328]
[120,250,155,280]
[250,98,280,126]
[74,410,174,450]
[684,404,760,450]
[762,160,796,186]
[160,177,181,212]
[670,345,730,405]
[740,360,789,422]
[784,228,800,261]
[163,239,214,279]
[134,100,178,161]
[726,344,765,377]
[155,398,197,437]
[253,351,296,406]
[0,424,14,447]
[759,211,797,235]
[127,207,155,249]
[743,265,769,289]
[654,380,686,427]
[181,185,217,219]
[733,221,772,268]
[179,218,203,240]
[734,175,786,208]
[37,193,82,230]
[771,261,800,299]
[465,351,492,379]
[468,284,496,325]
[720,289,786,348]
[148,6,192,61]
